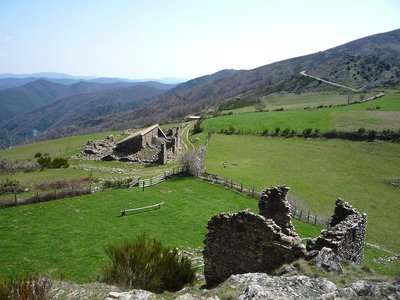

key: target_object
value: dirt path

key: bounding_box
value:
[300,70,359,92]
[181,122,195,150]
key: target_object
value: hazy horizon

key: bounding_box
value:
[0,0,399,79]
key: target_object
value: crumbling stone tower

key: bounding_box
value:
[259,186,297,237]
[313,199,367,264]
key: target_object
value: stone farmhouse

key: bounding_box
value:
[79,124,181,165]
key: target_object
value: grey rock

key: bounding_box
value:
[108,289,155,300]
[315,247,344,274]
[305,250,319,261]
[230,273,337,300]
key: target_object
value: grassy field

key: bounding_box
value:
[0,177,322,282]
[205,135,400,256]
[0,131,127,161]
[204,92,400,133]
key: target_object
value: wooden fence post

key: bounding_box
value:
[240,182,243,193]
[150,177,153,186]
[231,180,233,188]
[164,171,166,179]
[252,187,255,198]
[299,210,303,220]
[14,189,17,206]
[314,215,317,225]
[55,188,57,200]
[307,210,310,222]
[142,181,145,191]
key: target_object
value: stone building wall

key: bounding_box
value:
[313,199,367,265]
[114,134,143,154]
[258,186,297,237]
[203,207,305,287]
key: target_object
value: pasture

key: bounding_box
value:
[205,134,400,266]
[204,92,400,134]
[1,177,291,282]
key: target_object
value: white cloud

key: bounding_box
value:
[1,35,14,43]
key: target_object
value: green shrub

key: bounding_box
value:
[0,178,20,195]
[101,235,195,292]
[303,128,313,136]
[102,178,132,189]
[282,128,291,137]
[192,120,204,134]
[0,273,52,300]
[50,157,69,168]
[37,155,51,170]
[37,155,69,170]
[274,127,281,135]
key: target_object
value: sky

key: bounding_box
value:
[0,0,399,80]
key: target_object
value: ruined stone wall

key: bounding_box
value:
[313,199,367,264]
[258,186,297,237]
[157,143,167,165]
[115,135,143,154]
[203,210,305,287]
[142,128,158,147]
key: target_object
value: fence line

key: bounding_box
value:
[137,166,187,190]
[196,172,330,228]
[0,185,92,209]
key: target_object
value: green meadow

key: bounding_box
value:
[205,135,400,252]
[0,177,321,282]
[205,92,400,133]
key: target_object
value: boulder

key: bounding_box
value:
[314,247,344,274]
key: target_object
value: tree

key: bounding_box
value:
[192,120,203,134]
[347,93,354,105]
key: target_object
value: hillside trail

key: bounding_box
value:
[181,122,195,150]
[300,70,359,92]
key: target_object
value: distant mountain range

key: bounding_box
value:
[0,73,185,90]
[0,28,399,148]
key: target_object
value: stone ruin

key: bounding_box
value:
[203,186,306,287]
[76,124,181,165]
[311,198,367,265]
[203,186,367,287]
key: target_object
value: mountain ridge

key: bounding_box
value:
[1,28,399,146]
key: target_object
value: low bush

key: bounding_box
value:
[0,273,52,300]
[37,154,69,170]
[101,235,195,292]
[50,157,69,168]
[0,178,20,195]
[102,178,132,189]
[192,120,204,134]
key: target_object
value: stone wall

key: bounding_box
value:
[115,134,143,154]
[258,186,297,237]
[203,209,305,287]
[313,199,367,265]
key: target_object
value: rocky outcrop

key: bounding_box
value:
[203,209,305,287]
[313,199,367,264]
[229,273,400,300]
[258,186,297,237]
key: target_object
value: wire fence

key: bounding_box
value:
[196,171,330,228]
[137,166,187,190]
[0,185,92,209]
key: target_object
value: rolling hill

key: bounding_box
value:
[1,28,399,146]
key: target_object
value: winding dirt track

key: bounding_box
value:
[300,70,359,92]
